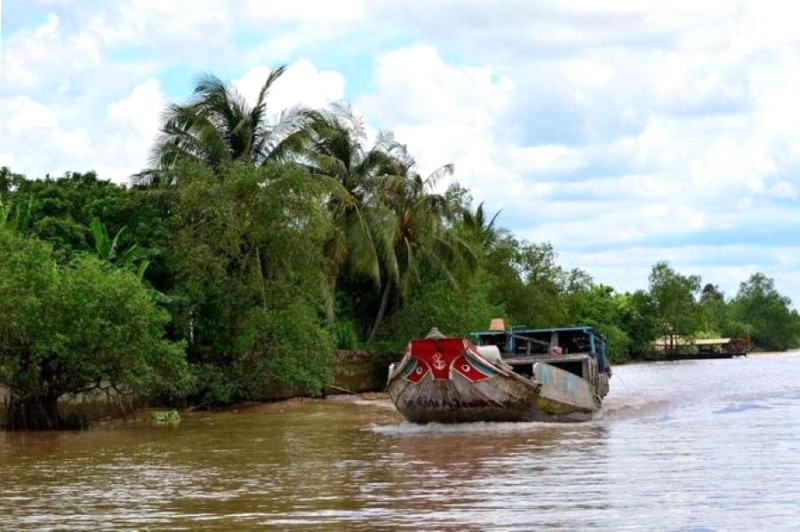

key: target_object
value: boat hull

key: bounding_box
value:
[387,339,601,423]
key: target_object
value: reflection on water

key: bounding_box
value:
[2,353,800,529]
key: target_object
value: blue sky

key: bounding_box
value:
[1,0,799,305]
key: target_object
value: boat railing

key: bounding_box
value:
[508,333,551,348]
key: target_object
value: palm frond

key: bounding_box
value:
[255,106,313,162]
[255,65,287,111]
[424,163,455,187]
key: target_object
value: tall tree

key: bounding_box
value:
[482,237,570,328]
[0,229,190,430]
[145,67,309,181]
[303,107,402,327]
[7,171,172,291]
[648,261,701,340]
[367,157,477,342]
[169,161,333,403]
[698,283,727,335]
[730,273,800,351]
[566,283,631,361]
[617,289,660,359]
[0,197,32,234]
[460,200,506,253]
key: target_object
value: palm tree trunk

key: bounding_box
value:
[255,247,268,307]
[325,274,337,328]
[368,279,393,343]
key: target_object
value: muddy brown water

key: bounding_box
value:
[2,353,800,530]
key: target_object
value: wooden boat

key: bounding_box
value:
[386,321,612,423]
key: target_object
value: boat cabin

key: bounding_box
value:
[471,324,609,381]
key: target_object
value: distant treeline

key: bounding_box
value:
[2,67,799,429]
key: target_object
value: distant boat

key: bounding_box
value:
[386,320,612,423]
[653,336,749,360]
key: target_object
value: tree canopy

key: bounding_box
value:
[145,66,309,182]
[0,228,190,429]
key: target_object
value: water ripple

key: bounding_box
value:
[2,352,800,529]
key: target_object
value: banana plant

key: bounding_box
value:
[0,197,32,234]
[89,217,150,281]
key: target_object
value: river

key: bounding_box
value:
[2,352,799,530]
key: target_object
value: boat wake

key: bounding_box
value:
[593,396,674,422]
[368,420,565,437]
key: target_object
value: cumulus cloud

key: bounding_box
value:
[358,45,517,203]
[0,1,346,182]
[350,3,800,302]
[233,60,346,113]
[2,0,799,303]
[0,78,165,180]
[560,243,800,302]
[242,0,365,25]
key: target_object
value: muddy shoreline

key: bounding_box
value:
[1,350,399,428]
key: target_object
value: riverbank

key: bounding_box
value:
[0,349,401,429]
[7,348,797,429]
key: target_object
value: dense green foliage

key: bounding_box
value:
[168,162,333,404]
[0,229,190,429]
[2,68,799,428]
[729,273,800,351]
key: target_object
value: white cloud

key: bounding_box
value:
[102,78,167,174]
[0,78,166,181]
[362,45,514,127]
[3,0,800,304]
[107,78,164,136]
[234,60,346,114]
[242,0,365,25]
[358,45,517,203]
[350,5,800,304]
[769,181,797,199]
[89,0,233,50]
[4,96,58,133]
[560,243,800,303]
[507,145,589,175]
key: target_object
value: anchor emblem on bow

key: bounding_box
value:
[432,352,447,371]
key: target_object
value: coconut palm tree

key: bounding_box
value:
[141,66,309,183]
[303,106,406,327]
[367,157,478,342]
[462,201,506,252]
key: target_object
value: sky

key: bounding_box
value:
[1,0,799,306]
